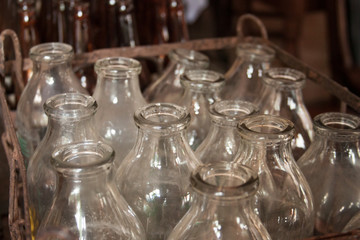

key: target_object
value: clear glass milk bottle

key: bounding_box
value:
[221,43,275,102]
[38,141,146,240]
[236,114,314,240]
[257,67,314,160]
[93,57,147,168]
[298,112,360,235]
[143,48,210,103]
[178,69,225,150]
[16,42,87,164]
[195,100,258,165]
[115,103,201,240]
[26,93,99,235]
[168,162,271,240]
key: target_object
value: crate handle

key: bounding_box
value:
[236,14,268,41]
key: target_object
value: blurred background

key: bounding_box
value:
[0,0,359,237]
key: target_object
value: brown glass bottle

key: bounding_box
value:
[72,1,97,94]
[17,0,39,84]
[167,0,189,42]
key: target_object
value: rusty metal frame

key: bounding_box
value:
[0,30,31,240]
[0,14,359,240]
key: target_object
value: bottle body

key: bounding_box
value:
[16,43,87,164]
[221,43,275,102]
[143,48,209,103]
[37,141,146,240]
[257,68,314,160]
[168,162,271,240]
[236,114,314,239]
[196,100,258,164]
[115,103,201,239]
[26,93,99,235]
[93,57,146,167]
[298,112,360,235]
[178,70,225,150]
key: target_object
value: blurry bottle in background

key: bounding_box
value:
[167,0,188,42]
[72,0,97,94]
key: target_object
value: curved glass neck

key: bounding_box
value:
[236,43,275,63]
[263,68,306,91]
[313,112,360,142]
[168,48,209,69]
[191,162,259,202]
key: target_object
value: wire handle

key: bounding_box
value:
[236,14,268,41]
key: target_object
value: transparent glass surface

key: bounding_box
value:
[143,48,209,103]
[16,43,88,164]
[115,103,201,239]
[168,162,271,240]
[257,68,314,160]
[221,43,274,102]
[26,93,100,236]
[298,112,360,235]
[343,211,360,233]
[37,141,146,240]
[93,57,146,168]
[178,69,224,150]
[236,114,314,239]
[195,100,258,164]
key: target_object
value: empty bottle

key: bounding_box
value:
[115,103,201,239]
[195,100,258,164]
[16,42,87,164]
[168,162,271,240]
[236,114,314,239]
[38,141,146,240]
[298,112,360,235]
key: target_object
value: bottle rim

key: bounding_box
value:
[263,68,306,90]
[180,69,225,91]
[94,57,142,77]
[236,43,275,62]
[51,141,114,176]
[44,93,97,120]
[237,114,295,143]
[313,112,360,139]
[168,48,209,69]
[209,100,258,126]
[191,162,259,200]
[134,103,191,133]
[30,42,74,63]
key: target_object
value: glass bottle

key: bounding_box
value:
[178,69,225,150]
[221,43,275,102]
[102,0,120,48]
[117,0,139,47]
[115,103,202,239]
[168,162,271,240]
[143,48,210,103]
[167,0,189,42]
[297,112,360,235]
[93,57,146,168]
[16,0,39,84]
[236,114,314,240]
[26,93,99,236]
[195,100,258,165]
[16,42,88,164]
[72,0,97,95]
[38,141,146,240]
[343,212,360,233]
[257,67,314,160]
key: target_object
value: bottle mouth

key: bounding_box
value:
[314,112,360,140]
[191,162,259,199]
[263,68,306,90]
[134,103,191,133]
[209,100,258,126]
[237,114,294,143]
[180,70,225,91]
[51,141,114,176]
[30,43,74,63]
[168,48,209,69]
[94,57,142,77]
[44,93,97,120]
[236,43,275,62]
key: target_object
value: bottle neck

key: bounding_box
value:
[43,115,98,145]
[117,0,139,47]
[93,74,144,103]
[73,3,93,53]
[33,60,73,75]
